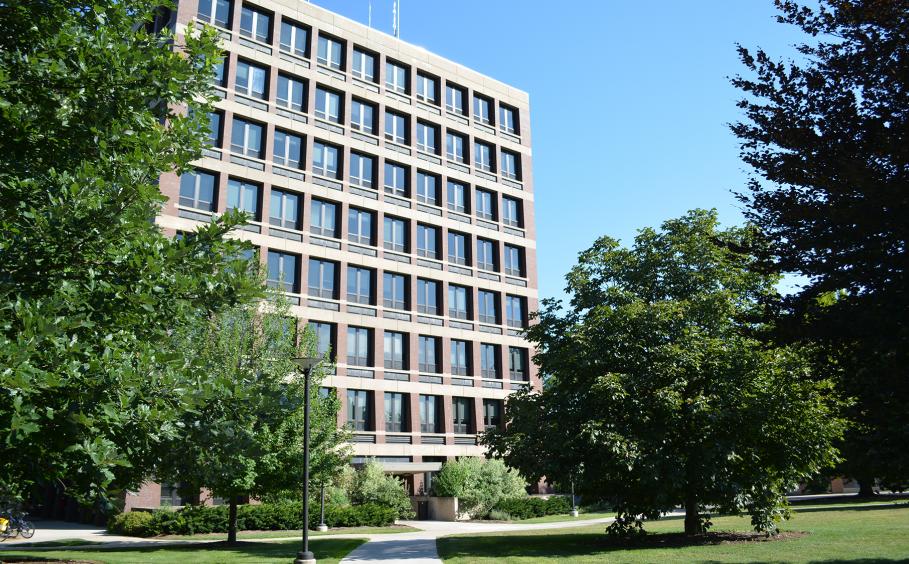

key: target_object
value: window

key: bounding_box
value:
[385,392,406,432]
[266,250,298,292]
[276,73,305,111]
[312,141,340,178]
[230,118,263,158]
[473,94,492,125]
[477,238,497,271]
[348,207,374,245]
[503,197,522,227]
[309,321,335,359]
[273,130,303,168]
[349,151,374,188]
[383,272,407,310]
[315,86,342,123]
[235,60,267,99]
[416,72,438,103]
[453,397,471,433]
[317,34,343,70]
[480,344,499,379]
[451,341,470,376]
[179,170,216,211]
[213,58,227,87]
[307,258,336,298]
[352,48,376,82]
[447,181,468,213]
[501,149,520,180]
[446,83,466,114]
[506,295,526,328]
[483,399,502,429]
[419,395,440,433]
[197,0,231,28]
[474,141,494,172]
[226,178,259,217]
[347,327,371,367]
[347,389,370,430]
[310,198,338,237]
[478,290,498,324]
[239,5,270,43]
[446,131,466,163]
[475,189,495,220]
[269,189,300,229]
[416,278,439,315]
[384,161,407,196]
[416,224,438,259]
[504,245,524,277]
[351,99,376,134]
[205,111,222,147]
[448,232,468,266]
[347,265,373,304]
[509,347,528,381]
[416,121,438,154]
[416,172,439,205]
[419,336,439,373]
[384,110,408,144]
[384,332,406,370]
[500,104,518,134]
[383,216,407,252]
[159,482,189,507]
[448,284,469,319]
[385,60,408,94]
[280,19,308,57]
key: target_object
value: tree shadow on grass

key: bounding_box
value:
[792,503,909,515]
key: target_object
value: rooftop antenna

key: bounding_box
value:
[368,0,372,28]
[392,0,400,38]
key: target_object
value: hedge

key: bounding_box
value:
[489,496,573,520]
[108,501,397,537]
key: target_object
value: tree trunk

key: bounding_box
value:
[857,480,875,497]
[684,491,700,536]
[227,496,238,545]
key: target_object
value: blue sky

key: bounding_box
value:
[313,0,807,302]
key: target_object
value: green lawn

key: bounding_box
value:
[438,500,909,563]
[492,511,613,524]
[0,537,365,563]
[155,524,418,540]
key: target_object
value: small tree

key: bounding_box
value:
[351,460,415,520]
[433,458,526,518]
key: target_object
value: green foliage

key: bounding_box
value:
[491,496,572,521]
[433,458,526,517]
[351,460,415,520]
[484,210,847,536]
[107,511,154,537]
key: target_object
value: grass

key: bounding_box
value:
[438,499,909,563]
[0,537,365,563]
[0,539,101,548]
[154,524,418,540]
[499,511,613,524]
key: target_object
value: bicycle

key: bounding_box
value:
[0,509,35,540]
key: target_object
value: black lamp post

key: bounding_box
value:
[293,356,321,564]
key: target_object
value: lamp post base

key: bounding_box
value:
[294,550,316,564]
[317,524,328,532]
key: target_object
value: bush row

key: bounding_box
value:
[489,496,573,520]
[108,501,396,537]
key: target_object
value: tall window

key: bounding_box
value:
[503,197,522,227]
[269,189,299,229]
[473,94,492,125]
[478,290,498,324]
[383,332,406,370]
[317,34,343,70]
[273,130,302,168]
[266,250,298,292]
[446,83,465,114]
[179,170,216,211]
[416,224,438,259]
[226,178,259,217]
[452,397,471,433]
[230,118,263,158]
[348,207,374,245]
[509,347,528,381]
[483,399,502,429]
[383,216,406,252]
[213,59,227,87]
[307,258,336,298]
[451,340,470,375]
[448,232,468,265]
[500,104,518,134]
[506,295,526,328]
[416,73,438,103]
[384,162,407,196]
[347,327,371,367]
[197,0,231,28]
[384,111,407,144]
[475,189,495,220]
[315,86,342,123]
[347,389,370,430]
[416,121,438,154]
[385,61,408,94]
[418,336,439,373]
[480,344,499,379]
[279,20,308,57]
[501,149,520,180]
[347,266,373,304]
[447,181,468,213]
[312,141,339,178]
[419,395,440,433]
[239,5,270,43]
[351,99,375,134]
[349,151,374,188]
[309,321,335,359]
[504,245,524,277]
[416,279,439,315]
[477,238,496,271]
[276,73,305,111]
[235,60,267,99]
[205,111,222,147]
[416,172,439,205]
[383,273,407,310]
[352,48,375,81]
[448,284,469,319]
[310,198,337,237]
[446,132,466,163]
[384,392,405,432]
[474,141,493,172]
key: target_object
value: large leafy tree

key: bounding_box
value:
[0,0,258,503]
[484,210,846,536]
[731,0,909,491]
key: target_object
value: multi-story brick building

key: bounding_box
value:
[131,0,539,507]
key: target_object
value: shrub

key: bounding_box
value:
[324,503,396,528]
[351,460,415,520]
[107,511,154,536]
[491,496,572,520]
[433,458,526,517]
[486,510,513,521]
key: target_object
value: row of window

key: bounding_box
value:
[198,0,521,134]
[342,390,504,434]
